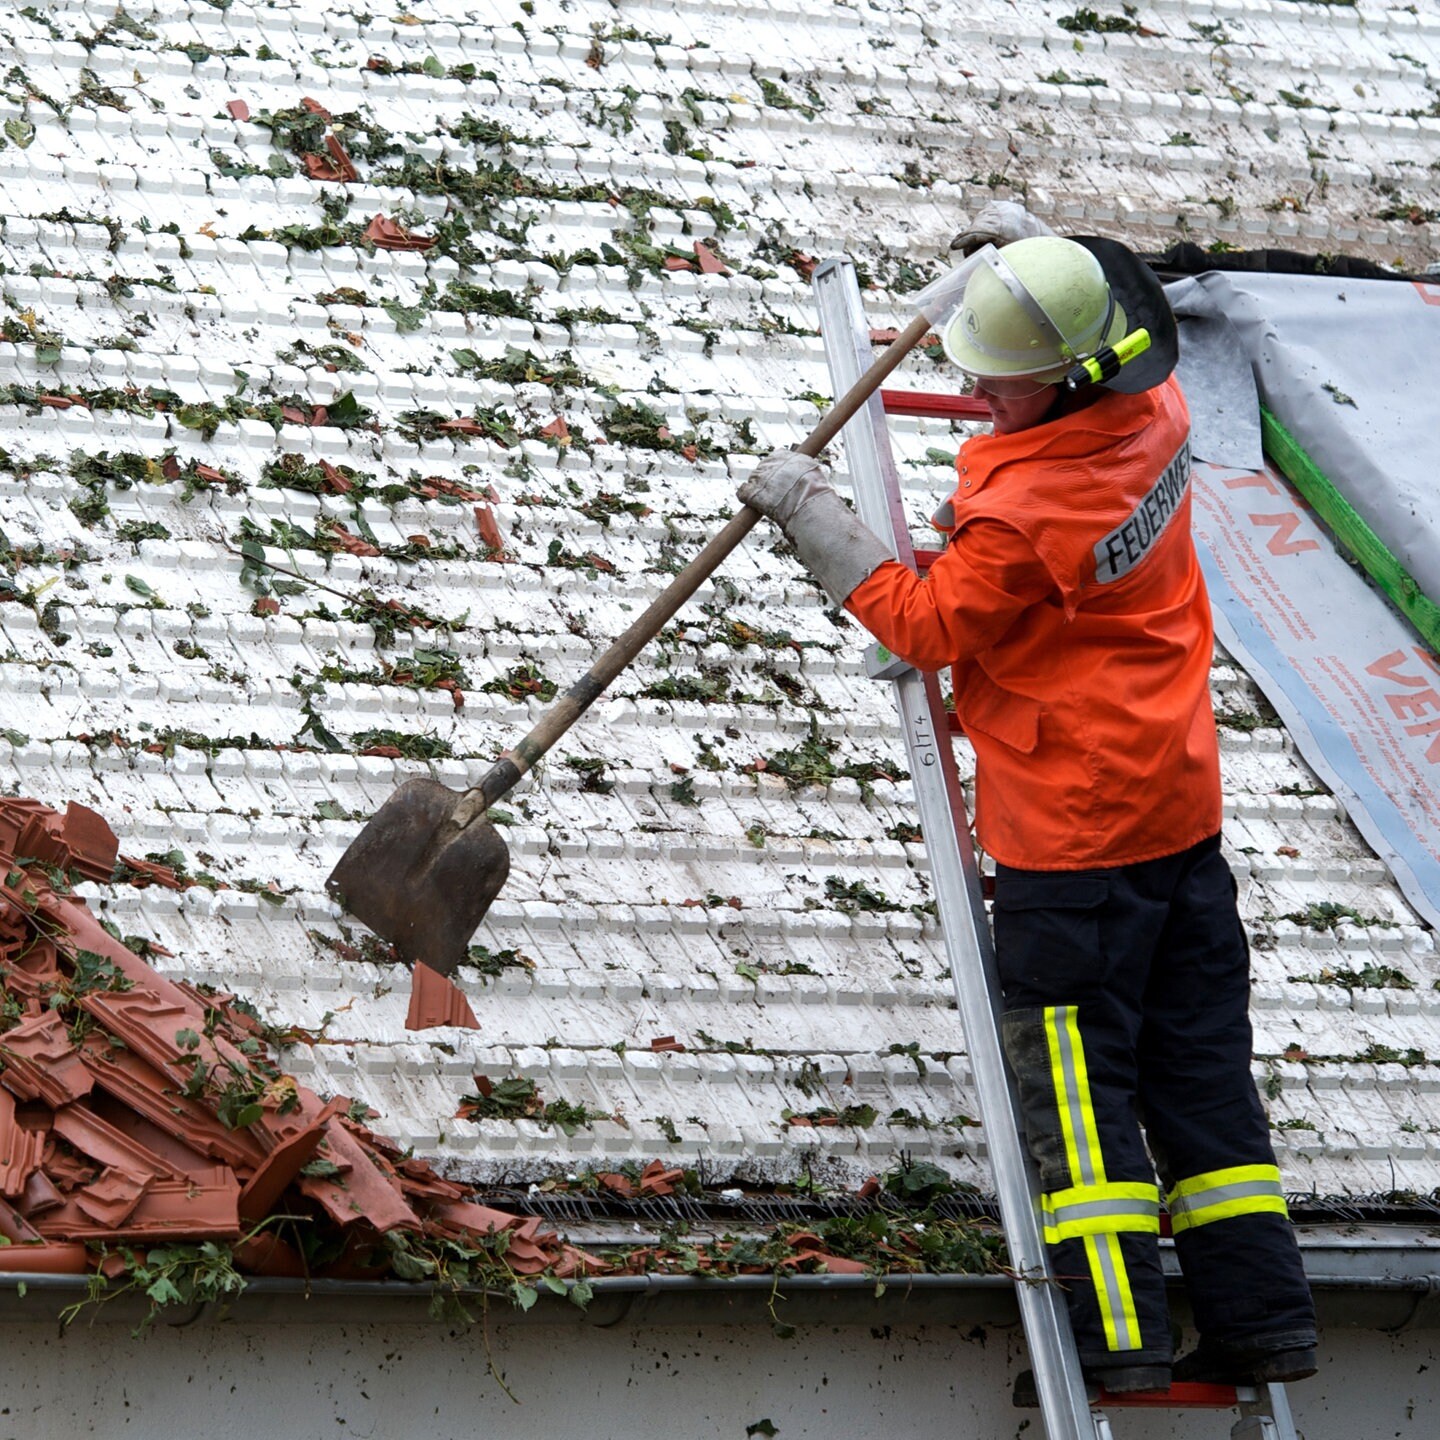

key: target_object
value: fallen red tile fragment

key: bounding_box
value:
[304,135,358,183]
[299,97,332,120]
[73,1168,151,1227]
[226,99,250,121]
[364,214,436,252]
[692,240,729,275]
[319,460,353,494]
[650,1035,685,1053]
[405,962,479,1032]
[0,1013,94,1107]
[237,1119,326,1223]
[327,524,382,558]
[663,255,696,271]
[638,1160,685,1196]
[0,1091,45,1199]
[474,503,505,552]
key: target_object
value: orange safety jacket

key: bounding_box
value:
[846,374,1220,870]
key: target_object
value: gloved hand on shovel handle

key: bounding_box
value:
[739,449,893,606]
[949,199,1055,256]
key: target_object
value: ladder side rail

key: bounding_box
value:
[811,258,1101,1440]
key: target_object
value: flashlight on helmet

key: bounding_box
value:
[1064,328,1152,391]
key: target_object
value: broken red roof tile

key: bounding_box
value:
[538,415,570,444]
[327,524,382,558]
[788,250,818,280]
[319,459,353,494]
[232,1230,308,1278]
[81,1093,218,1179]
[238,1118,325,1224]
[304,134,358,183]
[473,504,506,552]
[416,475,482,501]
[650,1035,685,1053]
[406,962,479,1031]
[0,1094,44,1200]
[113,854,185,889]
[37,1177,241,1242]
[226,99,250,121]
[41,1135,97,1191]
[0,1193,46,1244]
[638,1160,685,1196]
[299,97,332,120]
[79,1040,267,1171]
[693,240,729,275]
[0,1240,88,1273]
[0,1012,93,1108]
[50,1102,178,1183]
[19,1168,62,1219]
[74,1168,151,1228]
[427,1198,522,1239]
[364,214,436,252]
[662,254,697,271]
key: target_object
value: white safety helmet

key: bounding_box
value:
[941,236,1129,384]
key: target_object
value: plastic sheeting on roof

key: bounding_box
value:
[1169,271,1440,925]
[1184,272,1440,604]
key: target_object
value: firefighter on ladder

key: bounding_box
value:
[737,205,1317,1395]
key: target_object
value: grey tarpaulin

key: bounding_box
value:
[1178,271,1440,603]
[1166,276,1265,471]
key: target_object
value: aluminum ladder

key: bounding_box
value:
[812,257,1300,1440]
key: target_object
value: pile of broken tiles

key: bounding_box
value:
[0,795,588,1282]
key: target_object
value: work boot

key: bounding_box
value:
[1173,1337,1318,1386]
[1089,1363,1173,1395]
[1011,1364,1171,1406]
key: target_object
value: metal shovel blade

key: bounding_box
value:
[324,777,511,978]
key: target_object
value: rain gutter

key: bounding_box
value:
[1,1228,1438,1330]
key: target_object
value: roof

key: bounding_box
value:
[0,0,1437,1244]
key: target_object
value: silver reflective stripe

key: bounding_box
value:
[1048,1198,1156,1226]
[1089,1234,1139,1351]
[1170,1177,1284,1219]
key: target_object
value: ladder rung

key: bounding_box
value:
[915,546,943,571]
[1095,1382,1242,1409]
[879,388,992,419]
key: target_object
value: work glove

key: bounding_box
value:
[739,449,893,606]
[949,200,1056,255]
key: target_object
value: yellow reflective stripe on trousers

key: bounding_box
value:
[1042,1006,1143,1351]
[1167,1164,1289,1235]
[1084,1234,1141,1352]
[1041,1181,1160,1244]
[1043,1005,1105,1186]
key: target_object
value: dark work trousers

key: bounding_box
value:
[994,832,1316,1370]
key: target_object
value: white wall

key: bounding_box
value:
[7,1318,1434,1439]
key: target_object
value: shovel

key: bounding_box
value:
[326,311,936,976]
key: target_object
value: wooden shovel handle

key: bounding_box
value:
[459,310,935,824]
